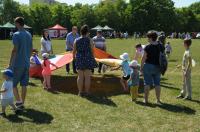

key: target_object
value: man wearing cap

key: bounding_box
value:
[66,26,79,74]
[93,29,106,73]
[9,17,32,109]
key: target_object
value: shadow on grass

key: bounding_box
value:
[157,103,196,115]
[50,75,121,107]
[51,75,124,96]
[160,77,179,90]
[28,82,38,87]
[86,96,117,107]
[168,59,178,62]
[184,99,200,104]
[135,101,157,108]
[160,84,179,90]
[6,108,53,124]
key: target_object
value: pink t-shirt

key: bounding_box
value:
[42,60,51,75]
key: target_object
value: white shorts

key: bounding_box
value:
[1,98,14,107]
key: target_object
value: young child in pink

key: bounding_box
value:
[42,53,58,90]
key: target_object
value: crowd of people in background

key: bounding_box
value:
[0,16,195,117]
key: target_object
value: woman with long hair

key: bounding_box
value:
[41,29,53,54]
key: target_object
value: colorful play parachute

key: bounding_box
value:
[30,48,120,78]
[94,48,122,67]
[30,52,73,78]
[93,48,116,59]
[95,58,122,67]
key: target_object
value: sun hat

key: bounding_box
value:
[1,69,13,78]
[129,60,138,67]
[120,53,129,61]
[42,53,49,58]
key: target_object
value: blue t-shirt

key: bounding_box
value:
[66,32,79,51]
[121,61,131,76]
[12,29,32,68]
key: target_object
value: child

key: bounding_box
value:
[134,44,145,63]
[129,60,140,101]
[0,69,19,117]
[112,53,131,92]
[30,49,41,67]
[165,42,172,58]
[177,38,192,100]
[42,53,58,90]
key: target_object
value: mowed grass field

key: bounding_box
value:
[0,37,200,132]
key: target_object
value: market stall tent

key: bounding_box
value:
[91,25,104,31]
[103,25,114,31]
[48,24,67,38]
[0,22,33,40]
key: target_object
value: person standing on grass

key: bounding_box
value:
[41,29,53,55]
[0,69,20,117]
[165,42,172,58]
[177,38,193,100]
[66,26,79,74]
[73,25,98,97]
[141,31,164,105]
[9,17,32,109]
[134,43,145,63]
[41,53,58,90]
[93,29,106,74]
[112,53,131,92]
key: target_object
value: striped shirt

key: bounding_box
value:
[92,36,106,50]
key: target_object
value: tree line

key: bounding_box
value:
[0,0,200,35]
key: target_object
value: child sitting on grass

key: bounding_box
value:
[177,38,193,100]
[42,53,58,90]
[0,69,19,117]
[30,49,41,67]
[112,53,131,92]
[129,60,140,102]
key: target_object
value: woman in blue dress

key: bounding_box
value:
[73,25,98,97]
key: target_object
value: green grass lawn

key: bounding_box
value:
[0,37,200,132]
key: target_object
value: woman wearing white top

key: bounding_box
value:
[41,30,53,54]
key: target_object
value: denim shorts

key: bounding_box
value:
[13,67,29,87]
[143,63,161,86]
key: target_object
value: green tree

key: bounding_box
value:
[0,0,21,24]
[30,4,52,34]
[129,0,177,33]
[94,0,121,31]
[71,4,96,28]
[51,4,73,30]
[175,8,200,32]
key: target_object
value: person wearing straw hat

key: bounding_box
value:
[129,60,140,102]
[112,53,131,92]
[0,69,20,117]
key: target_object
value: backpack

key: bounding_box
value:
[158,43,168,75]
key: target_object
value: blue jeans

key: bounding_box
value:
[143,63,161,86]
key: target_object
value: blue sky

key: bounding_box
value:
[15,0,200,7]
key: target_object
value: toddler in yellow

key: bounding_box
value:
[129,60,140,101]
